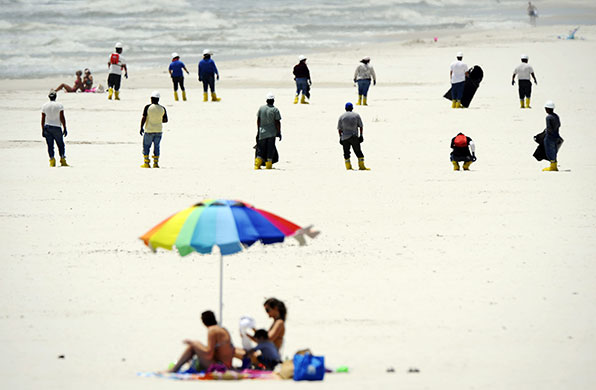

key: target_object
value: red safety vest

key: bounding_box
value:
[110,53,120,65]
[454,134,468,147]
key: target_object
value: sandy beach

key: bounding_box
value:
[1,24,596,389]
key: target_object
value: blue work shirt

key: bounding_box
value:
[198,58,219,80]
[169,60,186,78]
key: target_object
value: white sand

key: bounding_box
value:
[1,25,596,389]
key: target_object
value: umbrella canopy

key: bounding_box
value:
[140,199,302,256]
[140,199,305,324]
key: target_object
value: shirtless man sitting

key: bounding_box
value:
[169,310,234,372]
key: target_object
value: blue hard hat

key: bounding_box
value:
[345,102,353,110]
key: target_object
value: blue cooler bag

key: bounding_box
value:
[293,353,325,381]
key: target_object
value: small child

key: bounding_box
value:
[450,132,476,171]
[242,329,281,370]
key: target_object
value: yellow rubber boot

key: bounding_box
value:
[174,91,179,101]
[452,161,460,171]
[211,92,221,102]
[141,155,150,168]
[49,158,56,167]
[462,161,472,171]
[520,99,525,108]
[300,95,309,104]
[363,96,368,106]
[182,91,187,101]
[265,160,273,169]
[358,158,370,170]
[108,88,113,100]
[254,157,263,170]
[293,95,299,104]
[542,160,558,171]
[451,100,457,108]
[456,100,462,108]
[356,95,362,105]
[115,91,120,100]
[60,157,69,167]
[153,156,159,168]
[345,159,353,170]
[525,98,531,108]
[203,92,208,102]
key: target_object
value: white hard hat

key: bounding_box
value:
[203,49,211,55]
[456,51,463,57]
[544,100,555,109]
[362,56,370,61]
[266,92,275,100]
[115,42,123,49]
[298,55,306,61]
[151,90,160,98]
[521,54,529,60]
[172,52,179,58]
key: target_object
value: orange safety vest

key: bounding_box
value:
[454,134,468,147]
[110,53,120,65]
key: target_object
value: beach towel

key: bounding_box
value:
[137,369,278,381]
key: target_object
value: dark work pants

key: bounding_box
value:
[201,74,215,93]
[518,80,532,99]
[451,81,464,101]
[107,73,121,91]
[257,137,276,161]
[342,136,364,160]
[172,76,185,91]
[44,125,65,158]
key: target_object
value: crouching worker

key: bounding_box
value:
[450,132,476,170]
[542,100,562,171]
[140,91,168,168]
[240,329,281,370]
[338,102,370,170]
[168,311,234,373]
[41,90,69,167]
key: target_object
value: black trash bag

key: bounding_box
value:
[443,65,484,108]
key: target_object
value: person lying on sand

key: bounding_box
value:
[168,310,234,372]
[55,70,84,93]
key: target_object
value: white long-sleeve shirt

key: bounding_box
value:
[354,63,376,82]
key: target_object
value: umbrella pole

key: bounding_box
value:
[219,253,223,325]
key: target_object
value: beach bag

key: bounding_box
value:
[293,353,325,381]
[110,53,120,65]
[454,134,468,148]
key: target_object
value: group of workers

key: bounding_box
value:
[41,43,563,172]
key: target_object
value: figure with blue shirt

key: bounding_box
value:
[169,52,189,101]
[198,49,221,102]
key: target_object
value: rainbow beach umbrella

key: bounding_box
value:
[140,199,313,324]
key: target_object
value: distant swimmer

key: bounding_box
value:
[338,102,370,171]
[54,70,84,93]
[353,56,376,106]
[450,132,476,171]
[169,52,189,101]
[41,90,69,167]
[527,2,538,25]
[541,100,563,172]
[139,91,168,168]
[255,93,282,170]
[512,54,538,109]
[449,52,468,108]
[198,49,221,102]
[107,42,128,100]
[293,55,311,104]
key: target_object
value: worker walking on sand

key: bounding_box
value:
[512,54,538,109]
[198,49,221,102]
[41,90,69,167]
[140,91,168,168]
[338,102,370,170]
[542,100,562,171]
[449,52,468,108]
[107,42,128,100]
[169,52,189,101]
[450,132,476,171]
[255,92,282,170]
[353,56,376,106]
[293,55,311,104]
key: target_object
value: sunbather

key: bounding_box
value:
[235,297,287,359]
[55,70,84,93]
